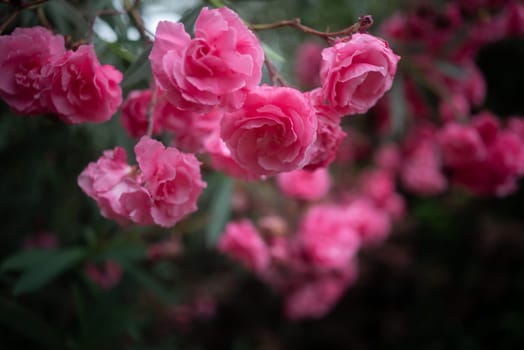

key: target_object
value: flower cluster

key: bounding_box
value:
[116,7,400,183]
[218,172,404,319]
[78,136,206,227]
[0,27,122,124]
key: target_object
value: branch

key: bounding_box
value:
[249,15,373,43]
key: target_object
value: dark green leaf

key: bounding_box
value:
[206,174,233,246]
[121,46,152,89]
[13,248,86,295]
[1,249,58,272]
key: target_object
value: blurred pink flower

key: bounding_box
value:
[218,219,270,273]
[276,168,331,201]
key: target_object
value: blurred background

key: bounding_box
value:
[1,0,524,349]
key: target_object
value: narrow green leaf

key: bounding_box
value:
[262,42,285,63]
[390,74,406,139]
[121,46,152,89]
[13,248,86,295]
[206,174,233,246]
[1,249,57,272]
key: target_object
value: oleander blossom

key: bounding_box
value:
[298,204,361,270]
[78,137,206,227]
[218,219,270,273]
[303,88,346,170]
[120,89,163,138]
[220,85,317,177]
[320,33,400,116]
[276,168,331,201]
[47,45,123,124]
[78,147,152,225]
[149,7,264,111]
[135,136,206,227]
[0,26,65,114]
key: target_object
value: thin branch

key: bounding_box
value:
[264,54,287,87]
[249,15,373,43]
[0,10,18,34]
[124,0,150,43]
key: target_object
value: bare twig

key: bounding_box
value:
[264,54,288,86]
[249,15,373,43]
[146,86,158,137]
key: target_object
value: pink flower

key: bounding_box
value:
[149,7,264,111]
[135,136,206,227]
[23,232,58,250]
[345,199,391,245]
[400,142,448,196]
[203,132,263,181]
[158,100,223,154]
[47,45,122,124]
[294,41,323,88]
[84,260,123,290]
[120,89,163,138]
[303,88,346,170]
[276,168,331,201]
[320,33,400,116]
[0,26,65,114]
[284,268,357,320]
[438,123,487,167]
[220,85,317,176]
[374,143,401,173]
[78,147,151,225]
[298,204,360,270]
[218,219,270,273]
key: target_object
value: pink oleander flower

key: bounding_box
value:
[320,33,400,116]
[47,45,122,124]
[84,260,123,290]
[284,268,357,320]
[345,198,391,245]
[120,89,163,138]
[149,7,264,111]
[298,204,360,270]
[135,136,206,227]
[0,26,65,114]
[158,99,223,153]
[472,111,500,145]
[303,88,346,170]
[359,168,396,206]
[78,147,152,225]
[374,143,401,173]
[294,41,323,89]
[400,141,448,196]
[218,219,270,273]
[23,231,58,250]
[203,132,263,181]
[453,130,524,197]
[438,123,487,167]
[276,168,331,201]
[220,85,317,176]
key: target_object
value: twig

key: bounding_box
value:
[264,54,287,86]
[0,10,18,34]
[124,0,150,43]
[249,15,373,43]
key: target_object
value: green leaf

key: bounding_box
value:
[1,249,58,271]
[96,245,146,263]
[262,42,285,63]
[13,248,86,295]
[206,174,233,246]
[121,46,152,89]
[390,74,406,139]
